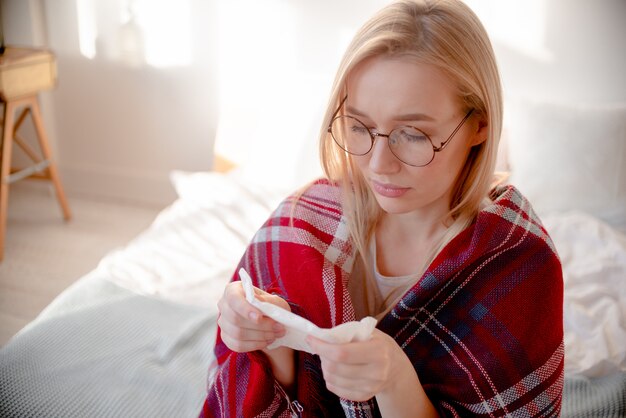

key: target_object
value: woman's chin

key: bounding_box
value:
[374,196,414,215]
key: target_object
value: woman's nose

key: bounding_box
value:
[368,134,400,173]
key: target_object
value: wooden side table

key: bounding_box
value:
[0,46,71,261]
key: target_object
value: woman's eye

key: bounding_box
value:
[351,125,369,135]
[400,130,428,142]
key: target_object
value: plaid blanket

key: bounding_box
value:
[200,179,564,417]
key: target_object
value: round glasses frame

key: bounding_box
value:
[327,95,474,167]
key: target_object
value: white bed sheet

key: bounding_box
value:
[92,170,626,379]
[543,211,626,378]
[95,170,291,308]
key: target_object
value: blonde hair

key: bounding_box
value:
[317,0,503,270]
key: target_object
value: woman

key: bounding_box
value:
[201,0,563,416]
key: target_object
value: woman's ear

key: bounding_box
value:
[470,116,489,146]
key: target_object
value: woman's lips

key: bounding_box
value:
[371,180,410,198]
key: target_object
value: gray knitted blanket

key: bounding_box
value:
[562,372,626,418]
[1,275,624,417]
[0,275,217,418]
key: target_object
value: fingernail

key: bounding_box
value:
[249,312,259,321]
[273,323,284,332]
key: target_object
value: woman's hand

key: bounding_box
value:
[307,329,438,417]
[217,281,296,392]
[217,281,289,353]
[306,328,406,401]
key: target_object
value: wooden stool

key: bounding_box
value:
[0,47,71,261]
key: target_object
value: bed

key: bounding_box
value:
[1,98,625,417]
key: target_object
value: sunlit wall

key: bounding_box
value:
[41,0,218,205]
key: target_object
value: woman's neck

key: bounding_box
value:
[375,213,448,277]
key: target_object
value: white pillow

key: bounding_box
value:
[505,99,626,230]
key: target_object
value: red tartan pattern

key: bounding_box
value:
[200,179,564,418]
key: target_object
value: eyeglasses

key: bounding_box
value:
[328,95,474,167]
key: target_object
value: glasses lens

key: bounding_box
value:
[388,127,434,166]
[330,116,372,155]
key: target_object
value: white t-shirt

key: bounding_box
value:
[348,236,420,320]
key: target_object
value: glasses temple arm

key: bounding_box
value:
[327,95,349,132]
[433,108,475,151]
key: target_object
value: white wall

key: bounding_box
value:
[466,0,626,104]
[3,0,218,206]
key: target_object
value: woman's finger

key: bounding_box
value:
[319,357,383,382]
[218,304,280,334]
[221,282,265,323]
[218,316,281,342]
[255,292,292,312]
[307,332,390,364]
[220,330,273,353]
[307,336,370,363]
[218,305,287,339]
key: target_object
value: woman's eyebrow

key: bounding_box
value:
[345,105,435,122]
[394,112,435,122]
[345,105,368,118]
